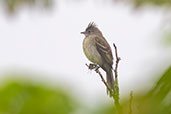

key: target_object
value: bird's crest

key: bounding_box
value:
[86,22,97,31]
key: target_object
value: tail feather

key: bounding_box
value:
[106,70,114,92]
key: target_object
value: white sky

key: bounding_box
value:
[0,0,170,106]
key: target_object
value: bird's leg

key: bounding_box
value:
[86,63,99,71]
[89,63,97,70]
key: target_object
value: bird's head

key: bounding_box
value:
[81,22,102,37]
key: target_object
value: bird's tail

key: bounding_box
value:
[106,69,114,95]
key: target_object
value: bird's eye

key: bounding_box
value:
[88,30,91,33]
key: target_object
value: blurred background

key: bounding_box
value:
[0,0,171,114]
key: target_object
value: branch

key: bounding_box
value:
[113,43,122,114]
[113,43,121,78]
[85,63,112,94]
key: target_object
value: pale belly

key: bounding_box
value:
[83,37,102,65]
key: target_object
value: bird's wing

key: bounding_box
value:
[95,37,113,67]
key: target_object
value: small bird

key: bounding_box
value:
[81,22,114,91]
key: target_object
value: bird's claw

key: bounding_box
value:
[86,63,99,70]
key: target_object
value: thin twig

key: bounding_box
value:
[95,69,112,94]
[113,43,122,114]
[113,43,121,78]
[85,63,112,94]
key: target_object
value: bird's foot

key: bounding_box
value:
[86,63,99,70]
[89,63,97,70]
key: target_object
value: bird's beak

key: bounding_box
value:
[81,31,86,34]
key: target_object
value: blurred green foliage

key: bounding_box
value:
[132,0,171,7]
[1,0,53,15]
[1,0,171,15]
[163,31,171,46]
[0,78,78,114]
[94,67,171,114]
[0,67,170,114]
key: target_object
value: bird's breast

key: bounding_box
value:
[83,37,102,65]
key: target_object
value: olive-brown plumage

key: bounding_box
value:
[81,22,114,90]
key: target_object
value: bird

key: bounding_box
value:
[81,22,114,92]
